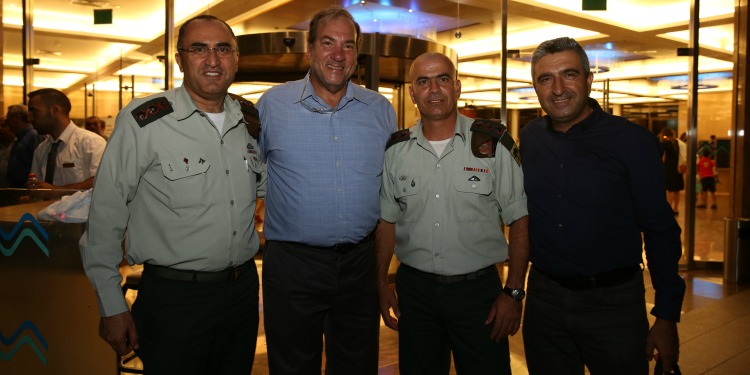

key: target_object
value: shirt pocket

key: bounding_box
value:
[394,175,422,223]
[452,171,493,222]
[394,175,421,199]
[159,151,210,209]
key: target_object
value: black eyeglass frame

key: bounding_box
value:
[177,46,238,57]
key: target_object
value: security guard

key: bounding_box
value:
[376,52,529,375]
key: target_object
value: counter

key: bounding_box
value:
[0,192,115,374]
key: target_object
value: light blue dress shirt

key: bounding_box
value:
[258,73,397,247]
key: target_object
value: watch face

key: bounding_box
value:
[504,287,525,301]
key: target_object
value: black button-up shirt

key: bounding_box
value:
[520,98,685,322]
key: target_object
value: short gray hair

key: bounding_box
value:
[531,37,590,79]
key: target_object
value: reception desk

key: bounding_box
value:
[0,190,115,374]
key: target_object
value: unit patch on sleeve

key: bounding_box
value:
[469,118,521,166]
[132,97,174,128]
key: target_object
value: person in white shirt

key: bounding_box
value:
[26,88,106,190]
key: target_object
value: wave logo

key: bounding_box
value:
[0,321,49,366]
[0,213,49,257]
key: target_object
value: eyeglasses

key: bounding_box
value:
[178,46,237,57]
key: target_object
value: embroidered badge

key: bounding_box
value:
[131,97,174,128]
[468,176,480,181]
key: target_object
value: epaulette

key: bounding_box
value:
[470,118,521,166]
[228,93,261,139]
[386,129,410,151]
[131,97,173,128]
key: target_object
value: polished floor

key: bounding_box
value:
[120,191,750,374]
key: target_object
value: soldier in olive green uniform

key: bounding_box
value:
[80,15,265,374]
[376,52,529,375]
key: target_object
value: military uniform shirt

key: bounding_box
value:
[31,121,106,186]
[380,114,527,276]
[80,86,266,317]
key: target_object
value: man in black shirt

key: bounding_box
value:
[520,37,685,374]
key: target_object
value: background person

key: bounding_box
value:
[85,116,109,141]
[27,88,106,190]
[660,127,684,215]
[80,15,265,374]
[5,105,44,188]
[520,36,685,375]
[256,5,397,374]
[377,52,529,375]
[0,117,14,187]
[697,149,717,209]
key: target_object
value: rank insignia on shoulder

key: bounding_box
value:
[386,129,410,150]
[132,97,173,128]
[470,118,521,166]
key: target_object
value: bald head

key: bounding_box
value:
[409,52,456,83]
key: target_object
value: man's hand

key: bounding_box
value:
[645,318,679,372]
[26,181,55,189]
[377,281,400,331]
[485,293,522,342]
[100,311,139,356]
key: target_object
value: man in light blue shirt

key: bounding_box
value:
[257,5,397,374]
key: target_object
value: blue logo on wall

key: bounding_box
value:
[0,321,48,366]
[0,213,49,257]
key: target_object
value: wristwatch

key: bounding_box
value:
[502,286,526,302]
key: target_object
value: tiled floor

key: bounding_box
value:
[120,191,750,374]
[240,266,749,375]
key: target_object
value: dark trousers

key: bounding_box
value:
[523,267,650,375]
[396,264,511,375]
[131,263,259,375]
[262,239,380,375]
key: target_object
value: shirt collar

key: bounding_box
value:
[170,85,243,126]
[296,72,366,111]
[53,121,77,144]
[411,114,467,143]
[172,85,205,121]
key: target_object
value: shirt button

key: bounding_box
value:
[233,230,237,236]
[333,136,338,141]
[225,170,230,175]
[336,161,341,168]
[471,184,477,189]
[434,222,440,227]
[230,200,235,205]
[435,194,440,199]
[558,224,563,229]
[558,193,563,198]
[229,261,234,266]
[434,252,440,257]
[221,140,225,145]
[559,163,564,168]
[436,163,441,168]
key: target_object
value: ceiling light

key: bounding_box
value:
[69,0,111,8]
[670,83,719,90]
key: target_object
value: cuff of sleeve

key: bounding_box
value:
[97,285,130,318]
[500,198,528,226]
[380,201,401,224]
